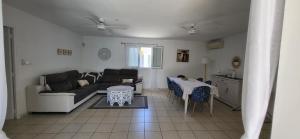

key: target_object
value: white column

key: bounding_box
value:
[241,0,285,139]
[0,1,9,139]
[271,0,300,138]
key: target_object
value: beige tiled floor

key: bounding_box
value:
[3,89,271,139]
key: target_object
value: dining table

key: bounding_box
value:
[169,77,219,116]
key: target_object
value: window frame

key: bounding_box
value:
[125,45,163,69]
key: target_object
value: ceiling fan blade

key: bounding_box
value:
[105,25,128,30]
[86,16,99,24]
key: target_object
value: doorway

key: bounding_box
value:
[4,26,16,120]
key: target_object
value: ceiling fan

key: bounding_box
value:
[182,21,223,35]
[182,24,199,35]
[86,15,128,30]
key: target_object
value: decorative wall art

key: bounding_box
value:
[232,56,241,69]
[57,48,72,56]
[176,49,189,62]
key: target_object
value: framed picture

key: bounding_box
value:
[57,49,63,55]
[177,49,189,62]
[68,50,72,56]
[63,49,68,55]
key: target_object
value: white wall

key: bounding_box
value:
[271,0,300,138]
[3,4,83,118]
[81,36,207,89]
[207,33,247,79]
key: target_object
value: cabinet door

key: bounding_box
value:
[215,77,228,101]
[227,80,241,107]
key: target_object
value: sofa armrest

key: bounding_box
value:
[39,93,76,96]
[135,78,143,84]
[26,85,76,112]
[27,85,46,95]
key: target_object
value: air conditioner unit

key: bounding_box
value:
[207,39,224,49]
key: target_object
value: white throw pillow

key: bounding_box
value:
[45,84,52,91]
[122,79,133,83]
[78,80,89,87]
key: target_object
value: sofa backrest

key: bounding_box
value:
[120,69,138,81]
[101,69,138,83]
[101,69,121,83]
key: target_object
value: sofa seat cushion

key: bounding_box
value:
[68,84,99,104]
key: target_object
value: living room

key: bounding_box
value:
[0,0,298,139]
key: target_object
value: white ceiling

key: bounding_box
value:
[4,0,251,41]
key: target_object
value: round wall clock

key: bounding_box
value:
[98,48,111,61]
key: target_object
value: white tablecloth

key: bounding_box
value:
[169,77,219,100]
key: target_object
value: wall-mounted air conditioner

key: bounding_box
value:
[207,39,224,49]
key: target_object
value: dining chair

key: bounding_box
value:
[171,81,183,103]
[177,75,186,78]
[190,86,211,113]
[166,77,174,99]
[205,80,212,85]
[197,77,203,82]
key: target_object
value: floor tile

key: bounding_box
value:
[161,131,180,139]
[128,132,145,139]
[113,123,130,132]
[12,133,37,139]
[178,131,196,139]
[96,123,114,132]
[159,123,175,131]
[34,133,56,139]
[209,131,231,139]
[90,132,110,139]
[110,132,128,139]
[129,123,145,132]
[193,131,213,139]
[61,123,82,133]
[53,133,75,139]
[187,122,206,131]
[72,133,93,139]
[145,123,160,131]
[173,123,190,131]
[43,124,67,133]
[202,123,221,130]
[78,123,99,133]
[145,132,162,139]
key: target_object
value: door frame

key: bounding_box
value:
[4,26,17,119]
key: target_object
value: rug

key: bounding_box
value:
[89,96,148,109]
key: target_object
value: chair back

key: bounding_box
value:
[166,77,173,90]
[191,86,210,102]
[172,82,183,97]
[197,77,203,82]
[177,75,186,78]
[205,80,212,85]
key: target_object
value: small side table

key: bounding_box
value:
[107,85,134,106]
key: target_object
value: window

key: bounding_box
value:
[126,45,163,68]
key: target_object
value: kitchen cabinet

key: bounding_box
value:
[212,75,243,110]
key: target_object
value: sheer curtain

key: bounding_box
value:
[0,1,8,138]
[241,0,285,139]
